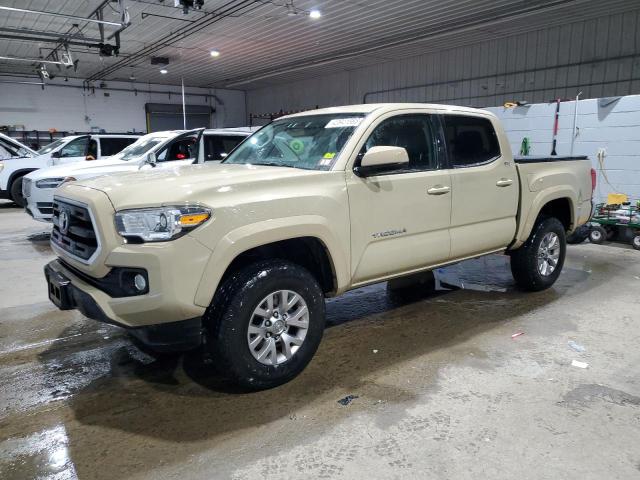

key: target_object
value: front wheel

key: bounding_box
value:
[10,176,25,208]
[204,260,325,390]
[510,217,566,292]
[632,234,640,250]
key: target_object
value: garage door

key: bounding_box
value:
[145,103,213,132]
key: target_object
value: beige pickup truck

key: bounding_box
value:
[44,104,595,389]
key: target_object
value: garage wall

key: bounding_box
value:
[488,95,640,203]
[246,10,640,118]
[0,77,247,133]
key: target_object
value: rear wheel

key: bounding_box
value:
[204,260,325,390]
[588,225,607,244]
[632,235,640,250]
[10,176,25,207]
[510,217,566,292]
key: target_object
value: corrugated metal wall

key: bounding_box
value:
[247,9,640,119]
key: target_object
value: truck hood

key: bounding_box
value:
[61,163,326,209]
[27,157,130,180]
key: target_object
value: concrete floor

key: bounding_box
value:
[0,200,639,480]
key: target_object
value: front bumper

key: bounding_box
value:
[45,260,204,351]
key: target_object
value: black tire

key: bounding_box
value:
[510,217,566,292]
[10,176,25,208]
[589,225,607,244]
[632,235,640,251]
[566,224,589,245]
[203,260,325,390]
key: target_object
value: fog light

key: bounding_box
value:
[133,274,147,292]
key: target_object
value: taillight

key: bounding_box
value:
[590,168,596,193]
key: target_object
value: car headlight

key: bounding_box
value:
[115,205,211,242]
[0,162,4,173]
[36,177,66,189]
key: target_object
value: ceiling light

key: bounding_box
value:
[210,50,220,58]
[160,69,168,74]
[309,9,321,19]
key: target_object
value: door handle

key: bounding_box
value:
[427,185,451,195]
[496,178,514,187]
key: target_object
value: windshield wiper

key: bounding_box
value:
[251,162,291,168]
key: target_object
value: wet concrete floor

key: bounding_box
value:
[0,201,639,479]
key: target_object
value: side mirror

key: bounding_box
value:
[51,151,61,159]
[354,146,410,177]
[144,152,157,168]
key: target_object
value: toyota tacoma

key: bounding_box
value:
[44,104,595,389]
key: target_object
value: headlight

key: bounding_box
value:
[0,162,4,172]
[115,205,211,242]
[36,177,66,189]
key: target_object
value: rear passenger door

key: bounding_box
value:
[442,114,518,259]
[347,113,452,285]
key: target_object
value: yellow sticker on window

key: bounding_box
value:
[323,152,336,159]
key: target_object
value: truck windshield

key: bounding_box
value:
[223,113,366,170]
[112,135,168,161]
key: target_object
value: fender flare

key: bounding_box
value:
[512,187,577,248]
[193,215,349,307]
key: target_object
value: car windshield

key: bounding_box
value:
[223,113,366,170]
[38,138,69,155]
[111,135,169,161]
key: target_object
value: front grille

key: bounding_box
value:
[22,178,32,198]
[37,202,53,215]
[51,199,99,262]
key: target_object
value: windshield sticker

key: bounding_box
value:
[319,158,333,166]
[325,117,363,128]
[289,139,305,154]
[323,152,336,159]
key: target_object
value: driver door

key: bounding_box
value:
[155,129,205,168]
[347,113,452,286]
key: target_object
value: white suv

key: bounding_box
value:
[24,128,252,222]
[1,134,139,207]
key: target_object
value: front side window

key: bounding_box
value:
[442,115,500,167]
[360,114,438,172]
[59,137,89,158]
[223,113,366,171]
[155,134,199,162]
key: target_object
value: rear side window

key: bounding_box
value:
[442,115,500,167]
[100,137,137,157]
[204,135,245,161]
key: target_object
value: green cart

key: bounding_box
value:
[588,202,640,250]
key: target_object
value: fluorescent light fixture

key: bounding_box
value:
[210,50,220,57]
[309,9,321,19]
[160,69,168,74]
